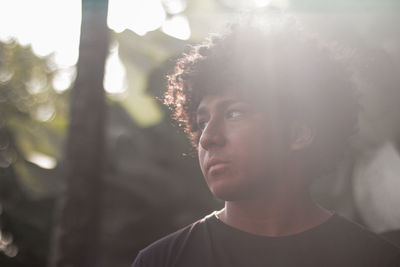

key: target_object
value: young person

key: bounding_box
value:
[132,18,400,267]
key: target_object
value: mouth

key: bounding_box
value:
[207,159,231,174]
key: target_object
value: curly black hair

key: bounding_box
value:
[165,17,359,177]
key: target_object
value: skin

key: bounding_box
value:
[196,90,332,237]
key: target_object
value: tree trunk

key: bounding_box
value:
[49,0,109,266]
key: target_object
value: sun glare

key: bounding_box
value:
[52,66,76,92]
[103,42,128,95]
[161,15,191,40]
[26,152,57,169]
[0,0,81,68]
[1,0,192,69]
[107,0,166,35]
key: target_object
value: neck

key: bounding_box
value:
[217,188,332,237]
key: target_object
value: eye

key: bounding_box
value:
[226,109,244,120]
[197,118,208,131]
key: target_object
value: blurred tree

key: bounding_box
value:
[0,40,66,266]
[48,0,109,266]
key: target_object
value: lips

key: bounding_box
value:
[206,158,231,173]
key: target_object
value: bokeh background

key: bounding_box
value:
[0,0,400,266]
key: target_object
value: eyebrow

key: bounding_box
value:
[196,99,242,117]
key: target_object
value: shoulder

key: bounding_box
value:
[326,213,400,265]
[329,214,398,247]
[131,212,216,267]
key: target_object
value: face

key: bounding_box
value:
[196,90,289,201]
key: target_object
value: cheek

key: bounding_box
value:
[236,141,266,176]
[198,147,207,176]
[233,124,268,155]
[232,127,284,177]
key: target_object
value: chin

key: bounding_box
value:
[209,183,254,201]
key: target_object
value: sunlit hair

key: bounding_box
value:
[164,17,359,177]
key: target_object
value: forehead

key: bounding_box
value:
[196,90,246,115]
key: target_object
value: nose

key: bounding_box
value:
[199,117,226,150]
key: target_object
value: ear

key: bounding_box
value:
[290,122,315,151]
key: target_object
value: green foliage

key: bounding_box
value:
[0,40,67,265]
[0,40,67,159]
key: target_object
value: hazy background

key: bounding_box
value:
[0,0,400,266]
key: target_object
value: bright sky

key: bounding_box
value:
[0,0,191,94]
[0,0,82,67]
[0,0,286,96]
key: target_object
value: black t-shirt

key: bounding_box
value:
[132,212,400,267]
